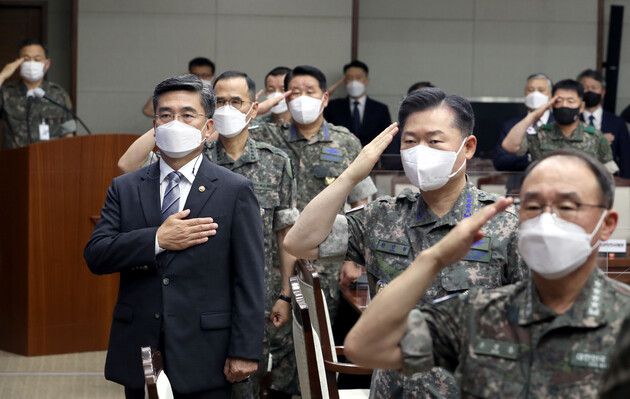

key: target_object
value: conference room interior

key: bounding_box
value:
[1,0,630,397]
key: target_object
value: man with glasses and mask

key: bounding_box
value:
[85,74,265,399]
[0,39,76,149]
[116,70,299,399]
[344,148,630,398]
[284,88,527,398]
[502,79,619,175]
[577,69,630,179]
[252,64,377,398]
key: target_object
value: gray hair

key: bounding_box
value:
[152,74,216,117]
[526,73,553,91]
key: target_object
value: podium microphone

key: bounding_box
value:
[29,87,92,135]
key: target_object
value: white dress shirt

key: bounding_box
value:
[349,95,367,123]
[583,106,603,131]
[154,154,202,254]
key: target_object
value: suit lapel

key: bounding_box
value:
[138,163,162,227]
[184,158,218,219]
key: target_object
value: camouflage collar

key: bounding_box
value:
[516,268,608,328]
[11,79,50,95]
[208,136,260,167]
[550,121,585,142]
[287,120,333,143]
[410,179,478,228]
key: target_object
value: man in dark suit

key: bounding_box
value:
[323,60,393,153]
[84,74,264,399]
[578,69,630,178]
[493,73,554,193]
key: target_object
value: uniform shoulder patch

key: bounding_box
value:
[585,125,597,134]
[541,123,553,130]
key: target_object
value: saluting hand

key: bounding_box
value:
[0,58,24,82]
[257,90,291,115]
[424,197,513,269]
[157,209,218,251]
[343,123,398,184]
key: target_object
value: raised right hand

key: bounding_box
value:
[157,209,218,250]
[0,58,24,81]
[343,123,398,184]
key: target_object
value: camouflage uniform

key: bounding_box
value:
[250,120,377,395]
[319,181,528,399]
[252,113,288,126]
[203,137,298,399]
[516,121,619,174]
[0,80,76,149]
[400,268,630,398]
[601,314,630,398]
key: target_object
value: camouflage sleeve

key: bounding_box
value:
[598,133,614,164]
[58,89,75,133]
[318,214,349,260]
[345,208,367,265]
[400,309,435,375]
[515,132,530,156]
[409,292,472,374]
[273,157,299,231]
[601,316,630,398]
[348,176,377,203]
[505,226,528,284]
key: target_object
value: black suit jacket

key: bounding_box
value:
[324,96,393,149]
[84,157,265,393]
[601,110,630,179]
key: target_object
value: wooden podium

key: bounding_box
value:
[0,134,137,356]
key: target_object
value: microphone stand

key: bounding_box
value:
[41,95,92,135]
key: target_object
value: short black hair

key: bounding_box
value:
[343,60,369,75]
[212,70,256,101]
[398,87,474,139]
[284,65,327,91]
[188,57,215,75]
[18,39,48,57]
[407,81,434,94]
[552,79,584,99]
[153,74,216,117]
[576,69,606,89]
[522,148,614,208]
[265,66,291,87]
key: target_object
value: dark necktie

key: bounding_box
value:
[352,100,361,135]
[589,115,595,127]
[162,171,182,221]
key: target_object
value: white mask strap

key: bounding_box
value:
[447,137,468,178]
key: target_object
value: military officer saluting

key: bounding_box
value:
[0,39,76,149]
[284,88,527,398]
[502,79,618,174]
[344,148,630,398]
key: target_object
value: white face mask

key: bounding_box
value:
[524,91,549,110]
[213,103,253,138]
[518,211,607,280]
[400,138,467,191]
[346,80,366,98]
[20,61,46,83]
[267,92,288,114]
[155,119,207,158]
[289,94,324,125]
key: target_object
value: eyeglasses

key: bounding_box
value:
[514,198,606,222]
[216,98,251,109]
[154,113,206,124]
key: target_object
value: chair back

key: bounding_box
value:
[291,276,327,399]
[141,346,174,399]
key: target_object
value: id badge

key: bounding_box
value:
[39,122,50,141]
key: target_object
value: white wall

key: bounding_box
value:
[77,0,351,135]
[77,0,629,135]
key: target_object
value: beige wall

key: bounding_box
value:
[76,0,629,135]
